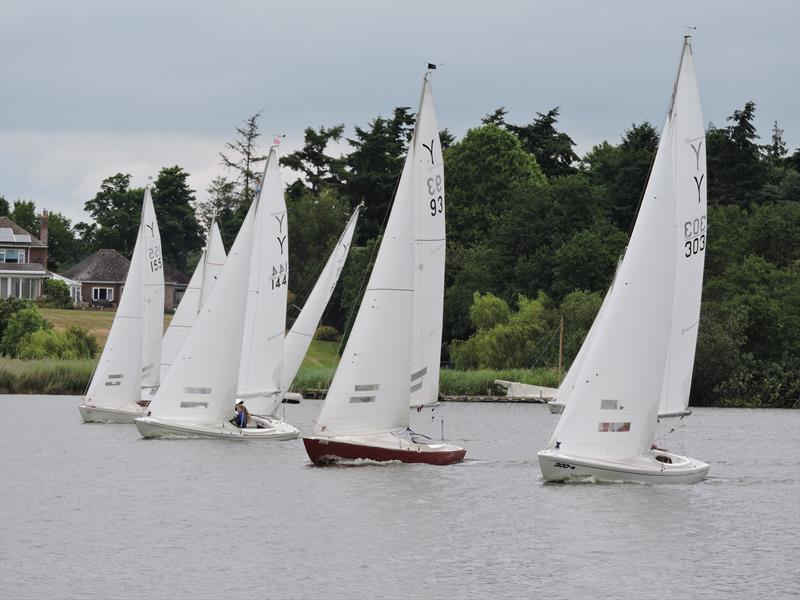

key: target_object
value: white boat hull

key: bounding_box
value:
[134,415,300,441]
[79,403,144,424]
[538,449,709,484]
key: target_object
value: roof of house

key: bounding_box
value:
[63,248,189,285]
[0,263,47,274]
[0,216,47,247]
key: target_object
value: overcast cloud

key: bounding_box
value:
[1,0,797,224]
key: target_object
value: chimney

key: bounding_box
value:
[39,211,49,245]
[39,211,48,269]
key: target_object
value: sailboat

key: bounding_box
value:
[538,36,710,483]
[303,73,466,465]
[159,221,226,381]
[79,187,165,423]
[135,157,265,439]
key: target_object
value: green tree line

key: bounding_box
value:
[1,100,796,407]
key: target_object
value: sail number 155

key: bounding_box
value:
[427,175,443,216]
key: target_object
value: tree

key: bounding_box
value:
[42,279,72,309]
[762,121,788,166]
[706,101,767,206]
[220,111,267,215]
[343,107,415,243]
[0,196,9,216]
[506,107,579,179]
[582,122,659,232]
[0,307,50,357]
[152,166,203,273]
[45,212,82,272]
[280,125,345,197]
[481,107,508,127]
[445,124,546,247]
[10,200,38,235]
[84,173,143,257]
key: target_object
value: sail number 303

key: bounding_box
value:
[148,247,163,272]
[427,175,443,216]
[684,216,706,258]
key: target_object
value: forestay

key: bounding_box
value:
[237,149,289,415]
[281,206,360,401]
[85,188,162,410]
[658,39,707,418]
[160,222,226,380]
[145,195,257,425]
[410,77,446,409]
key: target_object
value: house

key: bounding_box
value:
[63,249,189,311]
[0,214,49,300]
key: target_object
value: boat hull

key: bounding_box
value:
[135,415,300,441]
[303,435,466,466]
[79,403,144,424]
[538,449,709,484]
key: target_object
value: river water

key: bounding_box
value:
[1,395,798,599]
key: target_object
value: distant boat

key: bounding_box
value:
[79,187,165,423]
[538,36,710,483]
[303,73,466,465]
[159,222,226,381]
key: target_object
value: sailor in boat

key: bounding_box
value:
[231,401,250,428]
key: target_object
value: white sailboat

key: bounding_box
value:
[303,73,466,465]
[538,36,710,483]
[159,221,226,381]
[79,187,165,423]
[136,149,297,439]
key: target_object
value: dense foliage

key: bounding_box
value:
[4,99,796,407]
[0,300,97,359]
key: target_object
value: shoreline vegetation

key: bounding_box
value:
[0,357,559,399]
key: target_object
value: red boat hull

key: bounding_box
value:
[303,437,466,466]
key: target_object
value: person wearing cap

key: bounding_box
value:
[231,401,250,428]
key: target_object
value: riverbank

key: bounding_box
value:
[0,356,559,398]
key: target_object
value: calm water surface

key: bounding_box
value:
[1,396,798,599]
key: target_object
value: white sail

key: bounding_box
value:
[281,206,360,397]
[139,189,165,392]
[313,102,422,438]
[145,196,258,425]
[547,38,709,462]
[237,148,289,414]
[85,188,158,410]
[410,78,446,408]
[159,223,226,379]
[658,40,707,418]
[547,113,677,461]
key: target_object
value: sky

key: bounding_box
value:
[1,0,798,224]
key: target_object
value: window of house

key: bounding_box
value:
[0,278,7,297]
[0,249,23,263]
[92,287,114,301]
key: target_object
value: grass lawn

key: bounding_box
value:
[39,308,173,349]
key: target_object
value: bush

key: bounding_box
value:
[0,307,50,357]
[15,326,98,360]
[42,278,73,309]
[314,325,341,341]
[0,297,30,340]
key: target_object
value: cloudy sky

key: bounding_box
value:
[1,0,797,224]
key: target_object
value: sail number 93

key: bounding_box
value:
[684,216,706,258]
[427,175,443,216]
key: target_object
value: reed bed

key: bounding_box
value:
[0,359,96,395]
